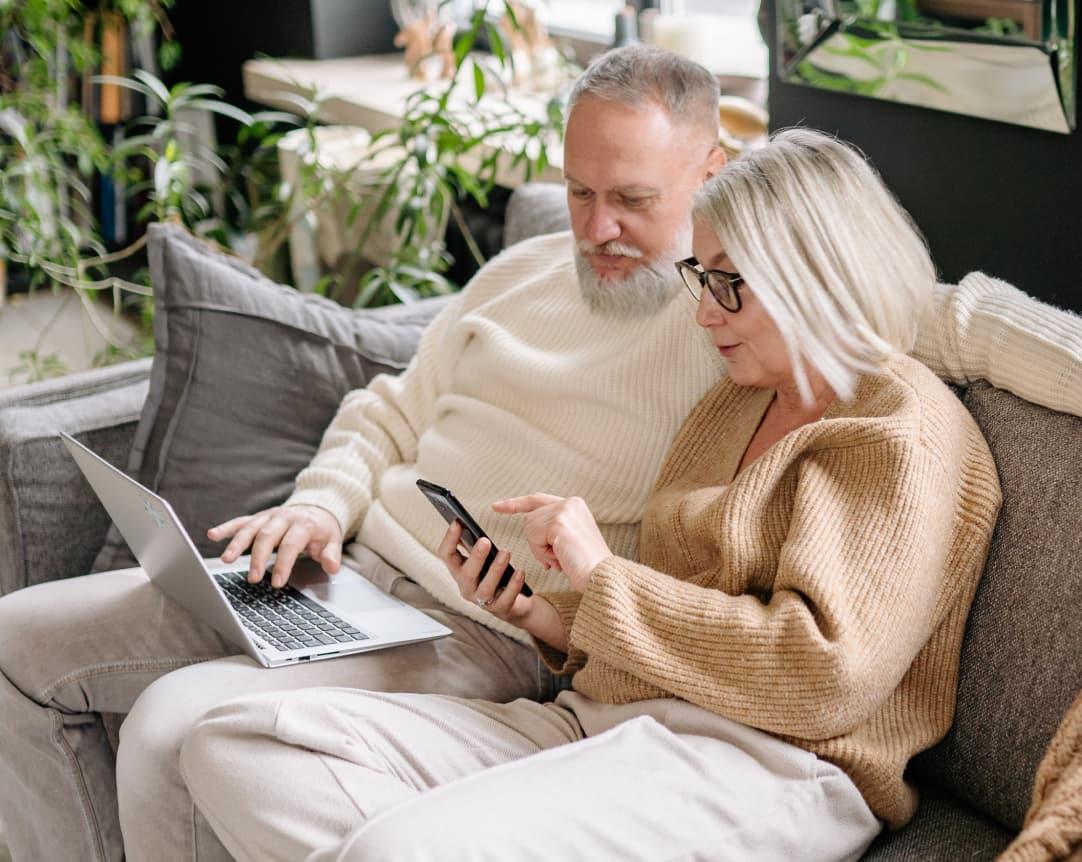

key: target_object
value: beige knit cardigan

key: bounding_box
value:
[537,354,1002,829]
[998,690,1082,862]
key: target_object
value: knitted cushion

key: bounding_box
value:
[93,224,449,570]
[910,381,1082,830]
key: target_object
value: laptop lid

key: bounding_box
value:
[59,432,260,661]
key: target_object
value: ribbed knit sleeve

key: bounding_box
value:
[284,293,465,537]
[569,437,962,741]
[915,273,1082,417]
[532,591,587,675]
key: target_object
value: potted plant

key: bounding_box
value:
[0,0,178,379]
[0,0,572,382]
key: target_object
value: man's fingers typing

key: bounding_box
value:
[320,540,343,574]
[248,516,290,582]
[271,524,310,587]
[207,513,258,541]
[220,513,272,563]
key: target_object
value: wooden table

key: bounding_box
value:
[242,54,565,188]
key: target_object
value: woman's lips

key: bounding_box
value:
[717,344,740,357]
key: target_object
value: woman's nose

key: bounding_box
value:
[694,288,728,328]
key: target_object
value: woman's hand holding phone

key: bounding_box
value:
[437,520,567,652]
[438,521,531,622]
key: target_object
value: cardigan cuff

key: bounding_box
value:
[532,591,588,675]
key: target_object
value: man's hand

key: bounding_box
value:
[492,494,611,592]
[207,505,343,588]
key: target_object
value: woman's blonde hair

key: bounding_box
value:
[692,127,936,402]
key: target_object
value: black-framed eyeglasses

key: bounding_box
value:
[675,257,745,313]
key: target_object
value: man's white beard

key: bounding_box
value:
[574,228,690,319]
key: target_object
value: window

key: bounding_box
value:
[536,0,767,78]
[541,0,626,36]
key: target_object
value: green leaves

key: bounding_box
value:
[340,0,566,306]
[3,0,568,323]
[486,22,507,65]
[799,22,950,97]
[100,68,266,225]
[8,350,68,385]
[473,62,486,102]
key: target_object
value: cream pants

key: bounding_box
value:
[180,688,882,862]
[0,546,561,862]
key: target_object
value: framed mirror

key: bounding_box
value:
[776,0,1076,133]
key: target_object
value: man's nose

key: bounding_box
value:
[583,201,621,246]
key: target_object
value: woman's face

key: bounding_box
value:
[691,220,795,391]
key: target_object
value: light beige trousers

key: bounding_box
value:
[0,545,560,862]
[180,688,882,862]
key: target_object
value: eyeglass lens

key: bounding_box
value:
[677,261,740,312]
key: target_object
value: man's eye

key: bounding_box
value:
[570,188,592,200]
[622,197,649,209]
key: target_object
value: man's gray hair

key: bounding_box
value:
[567,45,720,143]
[693,127,937,404]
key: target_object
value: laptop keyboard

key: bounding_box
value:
[214,570,369,652]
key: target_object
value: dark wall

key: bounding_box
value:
[764,0,1082,313]
[167,0,398,131]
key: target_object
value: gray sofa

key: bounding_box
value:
[0,183,1079,860]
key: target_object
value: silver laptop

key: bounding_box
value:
[61,432,451,667]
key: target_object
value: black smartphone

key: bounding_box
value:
[416,479,532,597]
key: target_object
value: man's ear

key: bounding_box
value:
[704,145,727,181]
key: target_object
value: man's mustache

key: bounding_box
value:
[576,239,644,259]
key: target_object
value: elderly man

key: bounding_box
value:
[0,45,1078,862]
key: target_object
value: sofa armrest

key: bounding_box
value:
[0,358,152,595]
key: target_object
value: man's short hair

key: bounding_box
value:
[692,127,937,403]
[567,45,720,145]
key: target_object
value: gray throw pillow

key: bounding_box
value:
[93,223,450,571]
[910,381,1082,830]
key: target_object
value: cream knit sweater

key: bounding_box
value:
[536,354,1002,829]
[287,232,723,641]
[286,231,1080,642]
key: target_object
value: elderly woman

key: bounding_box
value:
[179,129,1001,861]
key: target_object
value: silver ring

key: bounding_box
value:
[475,596,490,608]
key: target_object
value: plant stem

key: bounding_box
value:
[56,25,70,223]
[29,287,76,355]
[449,198,486,268]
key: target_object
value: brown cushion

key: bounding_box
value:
[93,224,449,570]
[910,381,1082,830]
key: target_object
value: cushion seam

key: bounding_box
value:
[152,313,201,491]
[158,304,424,369]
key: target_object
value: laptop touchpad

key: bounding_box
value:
[290,558,402,613]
